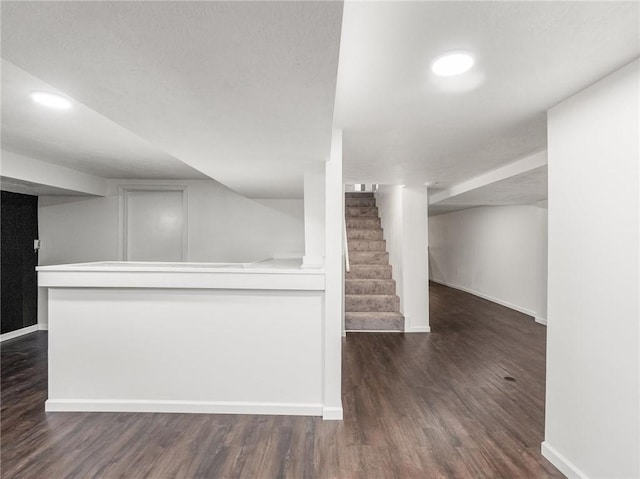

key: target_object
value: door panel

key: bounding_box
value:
[1,191,38,333]
[125,190,185,262]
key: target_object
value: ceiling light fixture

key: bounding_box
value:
[31,91,72,109]
[431,51,475,77]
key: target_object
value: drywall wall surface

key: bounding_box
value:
[544,59,639,479]
[38,179,304,267]
[429,204,548,319]
[302,172,326,268]
[376,185,430,332]
[376,185,404,307]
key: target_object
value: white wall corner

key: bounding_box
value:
[322,127,344,421]
[541,442,589,479]
[535,317,547,326]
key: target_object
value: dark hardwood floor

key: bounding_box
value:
[1,282,562,478]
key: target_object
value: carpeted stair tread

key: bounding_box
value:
[345,206,379,217]
[347,229,384,240]
[345,312,404,331]
[346,264,392,279]
[345,279,396,295]
[349,251,389,265]
[345,294,400,312]
[348,240,386,252]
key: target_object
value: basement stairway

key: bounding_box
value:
[345,192,404,331]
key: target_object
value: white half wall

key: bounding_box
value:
[544,59,639,478]
[429,205,548,320]
[37,179,305,326]
[377,185,430,332]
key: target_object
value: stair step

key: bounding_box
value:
[345,312,404,331]
[345,192,374,198]
[345,206,378,217]
[347,229,383,240]
[348,240,386,252]
[346,279,396,295]
[346,217,381,229]
[346,264,392,279]
[349,251,389,265]
[345,197,376,207]
[346,294,400,312]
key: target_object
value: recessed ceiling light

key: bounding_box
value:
[31,91,72,109]
[431,51,475,77]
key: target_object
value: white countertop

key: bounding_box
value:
[37,259,326,290]
[37,258,323,274]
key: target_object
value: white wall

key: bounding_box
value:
[429,205,548,320]
[302,172,326,268]
[376,185,404,302]
[376,185,430,332]
[38,179,305,326]
[39,179,304,266]
[543,60,639,479]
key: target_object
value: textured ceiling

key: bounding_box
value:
[429,165,548,216]
[1,1,638,203]
[1,60,207,180]
[1,1,343,198]
[336,1,639,189]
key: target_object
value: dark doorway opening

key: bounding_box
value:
[1,191,39,334]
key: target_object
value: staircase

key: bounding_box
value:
[345,192,404,331]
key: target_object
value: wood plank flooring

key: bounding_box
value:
[1,282,562,478]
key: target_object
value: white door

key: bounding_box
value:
[125,189,185,262]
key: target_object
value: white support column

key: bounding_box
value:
[401,185,430,333]
[322,128,344,420]
[302,172,326,269]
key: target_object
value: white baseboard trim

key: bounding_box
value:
[346,330,404,333]
[541,441,589,479]
[430,279,539,319]
[45,399,324,416]
[38,323,49,331]
[0,325,38,342]
[322,406,343,420]
[406,326,431,333]
[535,317,547,326]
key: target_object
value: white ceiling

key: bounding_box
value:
[1,60,207,180]
[1,1,343,198]
[429,165,547,216]
[1,1,638,203]
[335,1,639,189]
